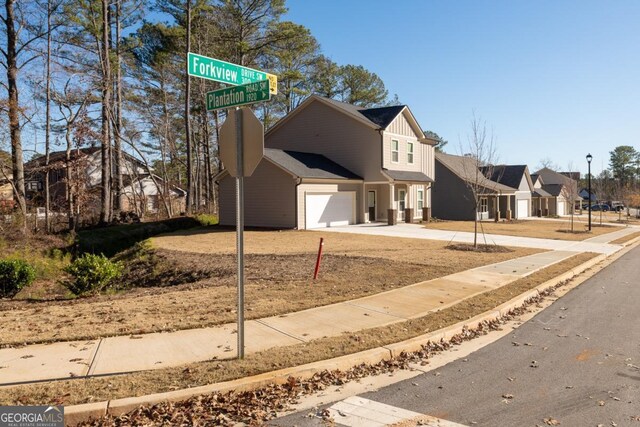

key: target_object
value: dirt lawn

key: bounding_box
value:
[0,229,539,346]
[424,219,620,240]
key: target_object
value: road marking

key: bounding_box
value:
[325,396,467,427]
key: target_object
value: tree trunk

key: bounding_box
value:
[99,0,112,224]
[113,0,123,213]
[4,0,27,227]
[43,0,53,232]
[184,0,193,214]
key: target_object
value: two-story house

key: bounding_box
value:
[216,95,436,229]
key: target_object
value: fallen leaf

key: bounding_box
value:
[544,417,560,425]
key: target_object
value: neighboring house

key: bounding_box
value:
[579,188,597,203]
[532,168,580,216]
[216,95,436,229]
[121,175,187,216]
[24,147,185,216]
[530,174,554,216]
[432,153,532,220]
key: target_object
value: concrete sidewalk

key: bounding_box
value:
[0,225,636,387]
[317,223,638,255]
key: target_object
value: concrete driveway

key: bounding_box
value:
[314,223,638,255]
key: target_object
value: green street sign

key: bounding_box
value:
[206,80,270,111]
[188,52,277,94]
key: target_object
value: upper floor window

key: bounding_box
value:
[391,139,399,163]
[407,142,414,164]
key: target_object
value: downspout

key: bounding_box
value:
[295,177,302,229]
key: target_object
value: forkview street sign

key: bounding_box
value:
[188,52,278,94]
[206,80,270,111]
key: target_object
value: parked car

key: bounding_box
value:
[609,201,625,212]
[590,203,610,211]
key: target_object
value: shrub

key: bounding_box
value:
[64,254,123,295]
[195,214,219,226]
[0,259,36,297]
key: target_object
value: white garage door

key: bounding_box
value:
[305,192,355,229]
[516,199,530,219]
[557,200,565,216]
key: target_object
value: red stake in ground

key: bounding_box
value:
[313,237,324,280]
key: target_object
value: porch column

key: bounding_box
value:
[387,183,396,225]
[506,195,512,220]
[543,198,549,216]
[495,195,501,222]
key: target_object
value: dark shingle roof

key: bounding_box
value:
[482,165,528,190]
[360,106,406,128]
[542,184,563,197]
[25,147,101,168]
[383,170,433,183]
[264,148,361,180]
[321,97,406,130]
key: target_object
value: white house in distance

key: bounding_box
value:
[216,95,437,229]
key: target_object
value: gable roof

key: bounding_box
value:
[267,95,431,143]
[542,184,564,197]
[214,148,362,182]
[264,148,361,180]
[24,147,146,170]
[436,152,515,193]
[482,164,533,191]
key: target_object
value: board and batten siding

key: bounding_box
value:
[297,182,363,229]
[383,112,435,180]
[219,160,296,228]
[266,100,386,182]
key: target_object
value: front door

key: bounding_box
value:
[367,190,376,221]
[398,189,406,219]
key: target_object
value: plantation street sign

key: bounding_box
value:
[188,52,277,94]
[206,80,270,111]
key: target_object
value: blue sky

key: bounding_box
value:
[285,0,640,175]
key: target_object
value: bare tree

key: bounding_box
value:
[459,113,499,248]
[560,163,580,232]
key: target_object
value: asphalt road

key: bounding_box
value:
[271,245,640,426]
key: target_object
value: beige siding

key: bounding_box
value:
[266,100,386,181]
[219,160,296,228]
[297,182,363,229]
[387,111,419,137]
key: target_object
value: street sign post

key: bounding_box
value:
[190,52,273,360]
[207,80,270,111]
[188,52,277,94]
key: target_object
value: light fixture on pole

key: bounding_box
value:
[586,153,592,232]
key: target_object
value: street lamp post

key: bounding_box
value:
[587,153,592,231]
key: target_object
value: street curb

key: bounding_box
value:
[64,238,640,426]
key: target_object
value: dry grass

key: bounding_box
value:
[610,231,640,245]
[0,230,538,346]
[0,253,596,407]
[425,219,618,240]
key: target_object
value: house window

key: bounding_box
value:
[391,139,399,163]
[480,197,488,213]
[417,189,424,210]
[27,181,42,191]
[407,142,414,164]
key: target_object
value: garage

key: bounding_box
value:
[516,199,530,219]
[305,192,355,229]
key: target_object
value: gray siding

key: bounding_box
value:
[219,160,296,228]
[266,100,386,182]
[431,160,476,220]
